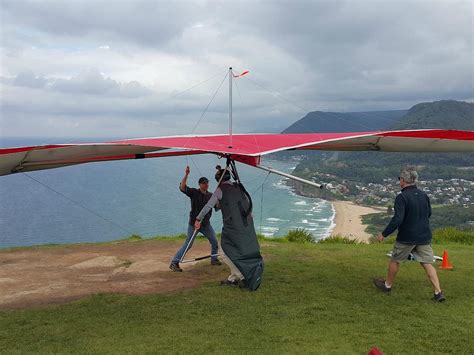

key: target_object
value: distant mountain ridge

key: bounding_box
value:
[282,100,473,134]
[282,109,407,134]
[286,100,474,184]
[390,100,473,130]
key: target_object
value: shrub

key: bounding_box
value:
[286,228,314,243]
[319,235,360,244]
[128,234,143,241]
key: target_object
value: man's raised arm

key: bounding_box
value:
[180,166,190,192]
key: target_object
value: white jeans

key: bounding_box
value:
[219,245,243,282]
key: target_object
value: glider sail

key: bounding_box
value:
[1,129,473,177]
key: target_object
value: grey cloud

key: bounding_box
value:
[208,2,473,104]
[0,0,472,138]
[51,71,118,95]
[12,71,47,88]
[1,0,198,47]
[0,77,297,138]
[1,77,223,119]
[3,70,153,98]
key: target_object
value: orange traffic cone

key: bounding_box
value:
[439,250,453,270]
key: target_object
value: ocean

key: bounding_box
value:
[0,137,335,248]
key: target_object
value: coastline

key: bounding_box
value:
[330,200,385,243]
[285,179,385,243]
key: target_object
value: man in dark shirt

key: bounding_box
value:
[169,166,221,272]
[373,167,446,302]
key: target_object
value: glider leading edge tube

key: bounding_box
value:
[256,164,324,189]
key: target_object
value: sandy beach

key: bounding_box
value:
[330,201,385,243]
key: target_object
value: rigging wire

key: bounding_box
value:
[181,156,191,233]
[189,156,203,177]
[167,71,226,100]
[179,64,229,225]
[258,172,271,235]
[233,75,244,105]
[243,75,312,114]
[231,71,265,154]
[242,168,272,235]
[9,69,231,243]
[149,68,226,235]
[188,70,229,136]
[21,172,134,236]
[238,71,403,133]
[56,71,226,146]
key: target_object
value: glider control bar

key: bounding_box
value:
[181,253,222,264]
[256,164,324,189]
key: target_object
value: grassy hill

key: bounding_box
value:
[390,100,474,130]
[0,239,473,353]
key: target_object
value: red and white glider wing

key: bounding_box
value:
[0,129,473,176]
[114,129,474,155]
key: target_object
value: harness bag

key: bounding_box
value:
[220,182,264,291]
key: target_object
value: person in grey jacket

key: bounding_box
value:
[373,167,446,302]
[195,165,263,291]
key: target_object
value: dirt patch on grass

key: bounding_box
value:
[0,239,228,309]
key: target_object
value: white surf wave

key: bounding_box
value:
[318,203,337,240]
[260,226,279,233]
[266,217,289,222]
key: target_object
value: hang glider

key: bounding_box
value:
[1,129,473,187]
[3,67,472,186]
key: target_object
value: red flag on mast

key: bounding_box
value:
[233,70,249,78]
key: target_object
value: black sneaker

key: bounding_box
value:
[220,279,238,286]
[373,278,392,293]
[169,262,183,272]
[237,279,248,289]
[433,291,446,302]
[211,259,222,266]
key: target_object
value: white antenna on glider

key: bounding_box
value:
[229,66,233,149]
[227,66,325,189]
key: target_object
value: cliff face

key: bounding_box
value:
[285,179,341,201]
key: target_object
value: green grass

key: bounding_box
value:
[1,242,473,354]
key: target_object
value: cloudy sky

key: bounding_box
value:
[0,0,472,138]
